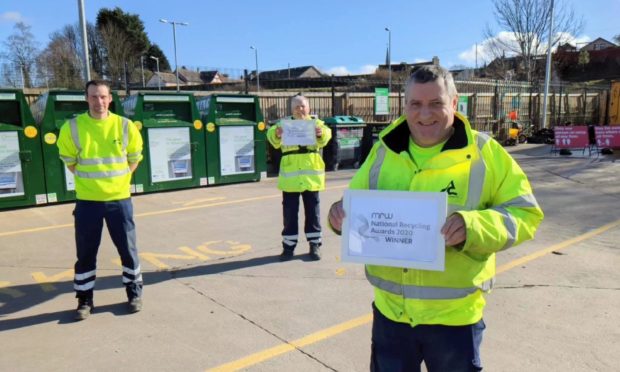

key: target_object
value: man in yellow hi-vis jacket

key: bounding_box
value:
[328,66,543,371]
[267,95,332,261]
[58,80,143,321]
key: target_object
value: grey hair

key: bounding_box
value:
[404,65,458,101]
[290,94,309,106]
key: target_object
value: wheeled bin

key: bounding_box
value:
[322,116,365,171]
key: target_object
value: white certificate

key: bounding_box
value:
[341,189,447,271]
[280,119,316,146]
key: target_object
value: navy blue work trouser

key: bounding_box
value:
[281,191,321,250]
[370,303,485,372]
[73,199,142,300]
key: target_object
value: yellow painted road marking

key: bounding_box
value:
[0,281,25,298]
[497,219,620,274]
[174,197,227,207]
[206,218,620,371]
[31,269,74,292]
[207,314,373,372]
[0,184,348,238]
[139,252,200,270]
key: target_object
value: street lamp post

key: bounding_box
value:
[140,55,145,88]
[160,18,188,92]
[250,46,259,93]
[149,56,161,91]
[385,27,391,93]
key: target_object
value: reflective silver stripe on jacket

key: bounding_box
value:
[69,117,130,177]
[279,169,325,178]
[368,146,387,190]
[75,168,131,179]
[464,132,490,210]
[365,267,493,299]
[78,156,128,165]
[491,194,539,250]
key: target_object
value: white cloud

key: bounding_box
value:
[0,11,25,24]
[458,31,593,66]
[325,64,378,76]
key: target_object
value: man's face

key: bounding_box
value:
[405,78,457,147]
[292,99,310,119]
[86,84,112,119]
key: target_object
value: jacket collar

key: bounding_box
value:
[381,114,470,154]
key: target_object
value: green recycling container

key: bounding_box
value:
[322,116,366,171]
[32,90,125,203]
[197,94,266,185]
[122,92,207,193]
[0,89,47,209]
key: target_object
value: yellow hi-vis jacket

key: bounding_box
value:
[349,112,543,327]
[267,116,332,192]
[58,112,143,201]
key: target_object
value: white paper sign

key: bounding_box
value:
[342,189,447,271]
[219,126,255,176]
[0,132,25,198]
[280,120,316,146]
[148,127,192,182]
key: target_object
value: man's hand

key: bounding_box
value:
[441,213,466,247]
[316,127,322,137]
[276,127,283,138]
[328,199,345,234]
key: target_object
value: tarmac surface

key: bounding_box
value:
[1,143,619,372]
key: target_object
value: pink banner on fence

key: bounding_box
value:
[594,126,620,148]
[554,126,589,148]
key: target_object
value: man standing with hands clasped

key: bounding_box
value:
[267,95,331,261]
[58,80,144,321]
[328,66,543,371]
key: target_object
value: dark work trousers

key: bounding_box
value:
[370,303,485,372]
[73,199,143,300]
[281,191,321,251]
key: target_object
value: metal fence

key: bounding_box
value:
[22,77,611,139]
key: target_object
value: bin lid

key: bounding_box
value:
[0,90,31,127]
[323,116,365,125]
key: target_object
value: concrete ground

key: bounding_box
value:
[0,144,619,372]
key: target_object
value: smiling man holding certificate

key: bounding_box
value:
[328,66,543,371]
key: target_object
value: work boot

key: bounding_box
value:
[128,297,143,313]
[75,297,94,321]
[309,245,321,261]
[279,249,294,261]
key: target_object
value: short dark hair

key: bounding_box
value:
[85,80,112,93]
[405,65,457,100]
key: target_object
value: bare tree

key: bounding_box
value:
[98,22,135,86]
[36,25,83,88]
[2,22,39,88]
[484,0,583,82]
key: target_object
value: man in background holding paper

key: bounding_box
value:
[328,66,543,371]
[267,95,331,261]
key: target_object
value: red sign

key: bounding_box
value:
[594,126,620,148]
[554,126,589,148]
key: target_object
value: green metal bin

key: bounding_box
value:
[32,90,125,203]
[0,89,47,209]
[322,116,366,171]
[197,94,266,185]
[122,92,207,193]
